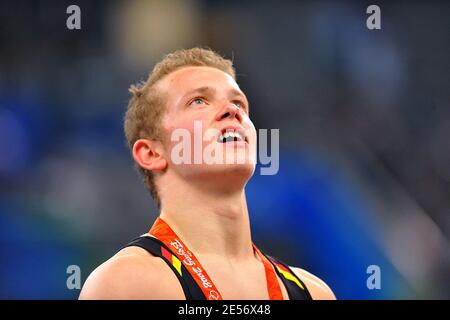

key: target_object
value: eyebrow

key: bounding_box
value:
[183,86,249,106]
[184,86,215,97]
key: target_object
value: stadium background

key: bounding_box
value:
[0,0,449,299]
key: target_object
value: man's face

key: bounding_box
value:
[156,66,257,182]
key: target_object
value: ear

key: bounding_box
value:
[132,139,167,172]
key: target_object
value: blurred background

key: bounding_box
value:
[0,0,449,299]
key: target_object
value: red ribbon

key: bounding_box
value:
[149,217,284,300]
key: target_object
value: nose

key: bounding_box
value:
[215,102,243,123]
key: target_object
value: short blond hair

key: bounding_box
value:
[124,47,236,208]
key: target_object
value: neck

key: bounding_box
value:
[157,175,256,263]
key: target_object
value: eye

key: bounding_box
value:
[232,100,246,110]
[189,97,206,106]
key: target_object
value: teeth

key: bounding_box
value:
[219,131,244,142]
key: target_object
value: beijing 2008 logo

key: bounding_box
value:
[208,290,220,300]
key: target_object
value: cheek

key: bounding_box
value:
[164,109,208,133]
[174,118,204,139]
[163,116,210,153]
[242,116,257,139]
[163,111,195,139]
[242,113,255,128]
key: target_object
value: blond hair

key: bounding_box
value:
[124,47,236,208]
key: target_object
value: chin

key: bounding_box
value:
[186,162,256,183]
[219,162,255,175]
[214,163,256,186]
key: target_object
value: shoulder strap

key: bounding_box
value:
[122,235,207,300]
[123,236,312,300]
[264,253,313,300]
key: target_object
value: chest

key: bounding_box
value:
[213,275,289,300]
[191,261,290,300]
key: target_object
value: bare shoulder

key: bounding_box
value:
[79,246,184,300]
[289,266,336,300]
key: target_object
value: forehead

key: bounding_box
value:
[156,66,242,98]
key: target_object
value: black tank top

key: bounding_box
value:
[123,235,313,300]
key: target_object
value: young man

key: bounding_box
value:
[79,48,335,300]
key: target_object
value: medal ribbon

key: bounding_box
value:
[149,217,284,300]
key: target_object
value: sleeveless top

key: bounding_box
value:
[122,217,312,300]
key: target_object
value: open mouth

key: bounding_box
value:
[217,128,248,144]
